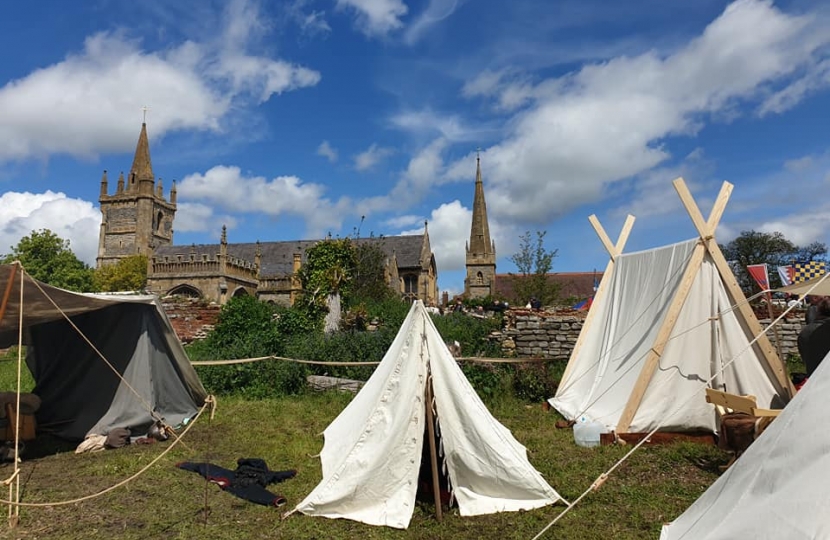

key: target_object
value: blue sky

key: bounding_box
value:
[1,0,830,295]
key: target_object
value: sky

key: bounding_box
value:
[1,0,830,296]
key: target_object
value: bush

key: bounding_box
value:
[511,362,561,402]
[195,359,307,398]
[284,328,395,381]
[431,312,502,357]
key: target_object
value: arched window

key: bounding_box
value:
[232,287,249,297]
[403,275,418,300]
[476,271,484,285]
[156,211,164,233]
[167,284,201,298]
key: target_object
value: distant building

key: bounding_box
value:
[494,272,602,305]
[464,155,496,299]
[97,122,438,306]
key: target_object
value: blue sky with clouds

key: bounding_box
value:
[1,0,829,295]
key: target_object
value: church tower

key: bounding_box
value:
[97,122,177,267]
[464,154,496,299]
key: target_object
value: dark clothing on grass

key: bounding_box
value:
[177,458,296,507]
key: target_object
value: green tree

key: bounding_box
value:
[1,229,94,292]
[92,255,148,292]
[296,238,356,327]
[352,237,396,302]
[509,230,560,306]
[720,230,827,291]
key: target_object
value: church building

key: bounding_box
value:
[464,154,496,299]
[97,123,438,306]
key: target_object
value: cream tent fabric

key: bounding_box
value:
[293,300,562,529]
[660,351,830,539]
[550,239,788,434]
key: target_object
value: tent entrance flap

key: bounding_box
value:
[293,300,563,529]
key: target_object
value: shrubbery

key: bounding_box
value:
[186,294,561,404]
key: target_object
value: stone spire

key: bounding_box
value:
[468,153,493,258]
[116,171,125,194]
[100,170,108,197]
[170,180,177,204]
[128,123,154,189]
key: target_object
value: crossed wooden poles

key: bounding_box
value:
[571,178,793,435]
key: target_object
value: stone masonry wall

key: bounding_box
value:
[489,310,805,361]
[161,297,221,343]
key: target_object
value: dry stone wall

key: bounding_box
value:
[489,310,805,361]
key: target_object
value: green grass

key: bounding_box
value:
[0,390,729,540]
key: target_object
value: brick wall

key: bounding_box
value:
[161,298,221,343]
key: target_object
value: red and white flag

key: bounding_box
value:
[747,264,770,291]
[777,265,793,287]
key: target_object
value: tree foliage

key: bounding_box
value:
[1,229,94,292]
[509,230,560,306]
[352,238,396,301]
[720,230,828,291]
[93,255,148,292]
[297,237,397,323]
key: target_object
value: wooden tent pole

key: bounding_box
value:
[424,371,443,522]
[559,215,635,385]
[617,180,733,433]
[0,263,18,331]
[673,179,794,398]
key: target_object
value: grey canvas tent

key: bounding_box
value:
[0,263,207,441]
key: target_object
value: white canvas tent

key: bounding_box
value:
[778,272,830,297]
[0,263,208,441]
[660,350,830,539]
[550,179,792,435]
[291,300,563,529]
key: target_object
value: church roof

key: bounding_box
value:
[153,234,427,278]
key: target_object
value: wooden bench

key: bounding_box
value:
[705,388,781,469]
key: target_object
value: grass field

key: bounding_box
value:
[0,377,730,540]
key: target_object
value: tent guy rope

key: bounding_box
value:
[0,396,214,509]
[530,275,827,540]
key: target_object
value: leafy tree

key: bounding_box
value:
[1,229,94,292]
[92,255,148,292]
[509,230,560,306]
[720,230,827,291]
[352,237,396,302]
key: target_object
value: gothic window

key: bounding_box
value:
[232,287,249,297]
[130,173,136,185]
[476,272,483,285]
[403,275,418,300]
[167,284,201,298]
[156,211,164,233]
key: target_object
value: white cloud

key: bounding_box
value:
[174,202,238,233]
[757,213,830,246]
[383,214,422,229]
[354,143,394,171]
[0,191,100,265]
[390,109,490,141]
[317,140,339,162]
[403,0,463,45]
[0,0,320,163]
[286,0,332,37]
[178,165,352,236]
[446,0,830,226]
[337,0,408,37]
[402,201,469,273]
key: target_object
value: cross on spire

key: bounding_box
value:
[142,105,150,123]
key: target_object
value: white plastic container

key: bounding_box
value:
[573,418,605,448]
